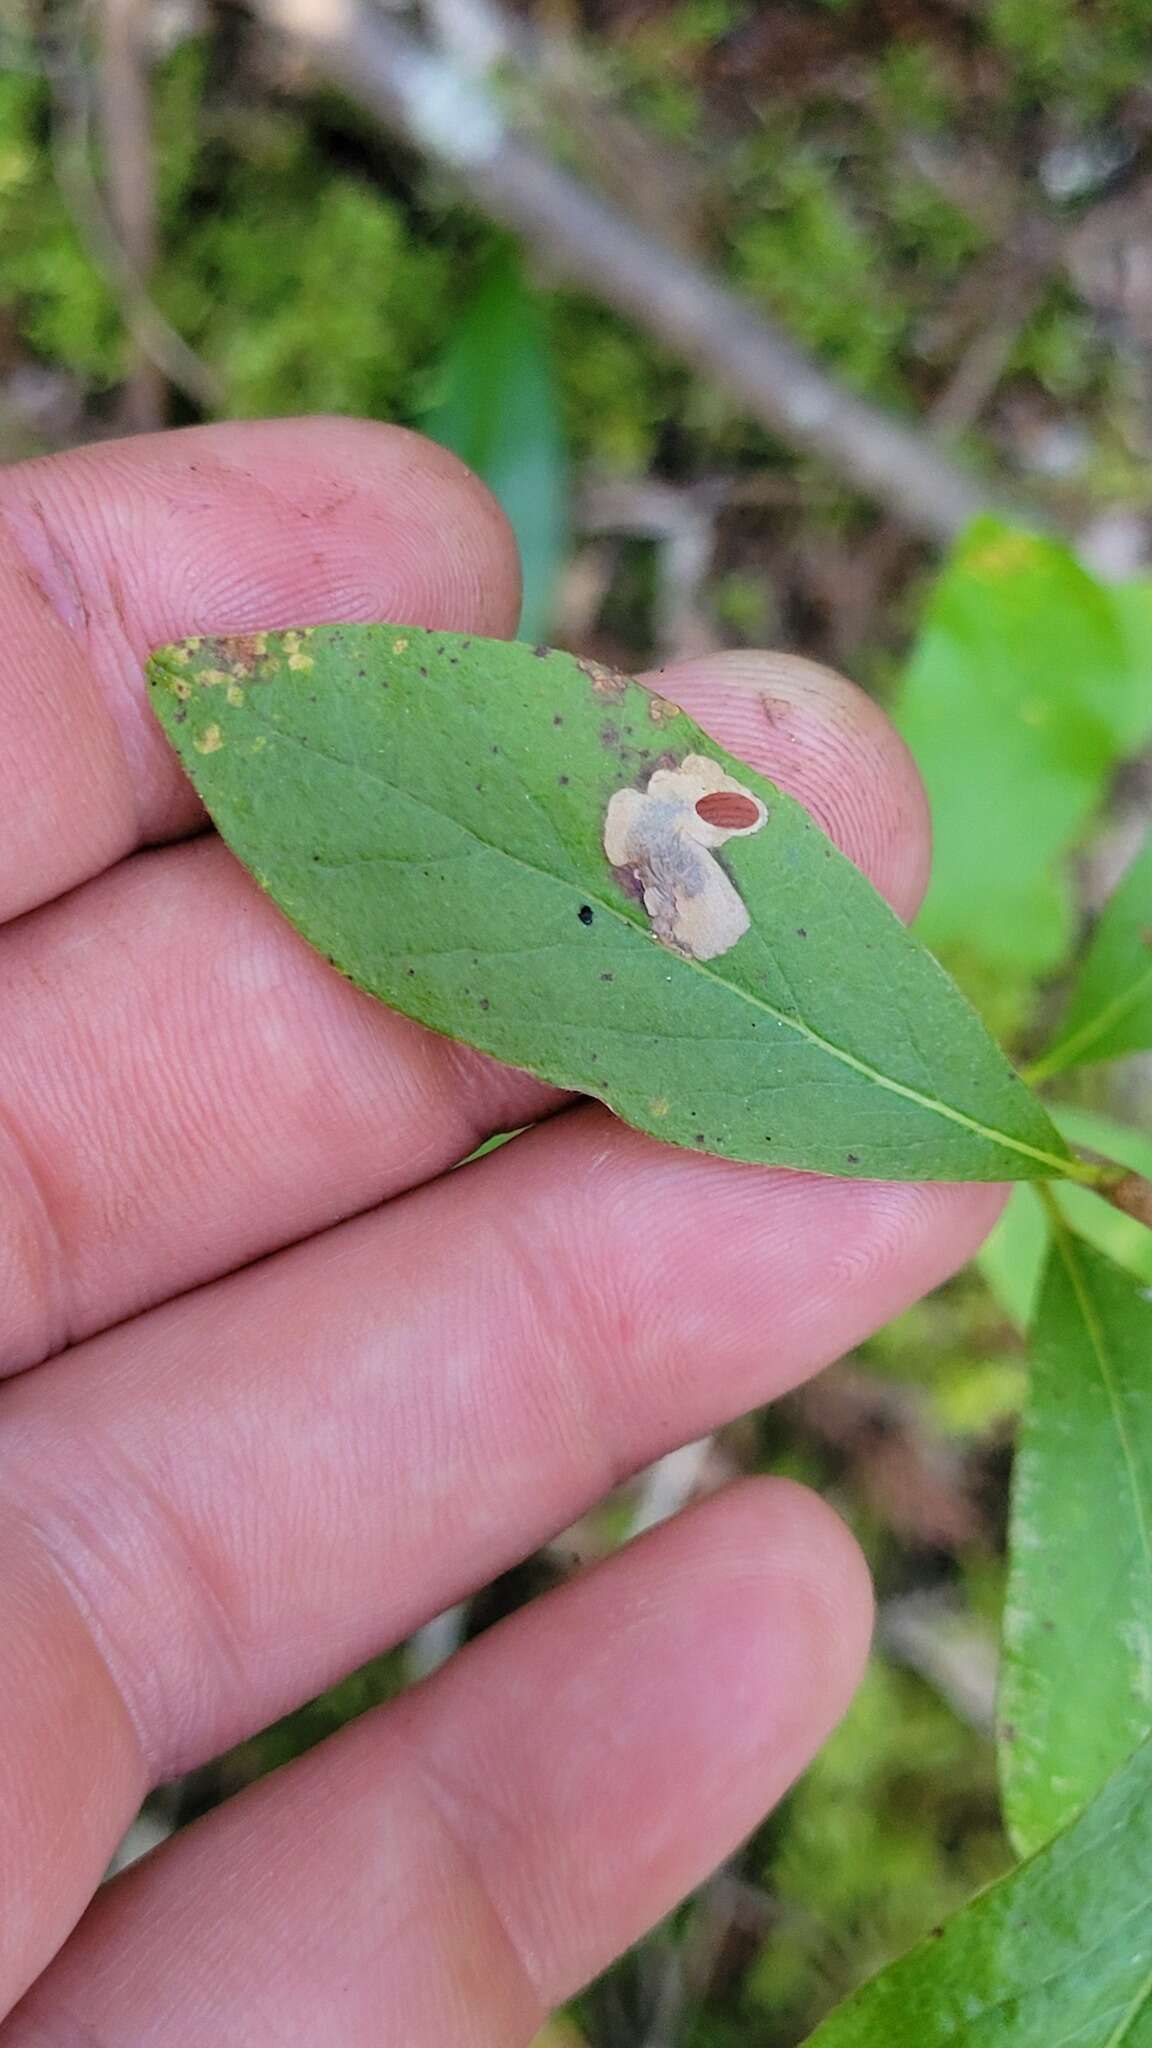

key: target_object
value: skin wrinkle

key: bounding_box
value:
[0,1091,71,1369]
[0,496,89,632]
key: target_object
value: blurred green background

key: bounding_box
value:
[5,1,1152,2040]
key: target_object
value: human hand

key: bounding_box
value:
[0,419,1000,2044]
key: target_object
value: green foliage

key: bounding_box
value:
[897,521,1152,1019]
[150,623,1075,1184]
[749,1662,1008,2038]
[422,248,568,642]
[981,1109,1152,1329]
[1000,1228,1152,1855]
[805,1730,1152,2046]
[733,151,908,398]
[0,71,123,383]
[988,0,1152,111]
[165,119,450,421]
[1038,833,1152,1075]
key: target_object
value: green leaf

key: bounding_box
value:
[979,1108,1152,1327]
[148,622,1075,1184]
[1000,1226,1152,1855]
[977,1182,1048,1329]
[898,522,1152,998]
[422,249,568,644]
[1034,832,1152,1078]
[803,1729,1152,2047]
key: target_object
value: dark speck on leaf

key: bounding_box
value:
[578,904,595,926]
[420,665,429,677]
[534,644,550,658]
[479,997,491,1011]
[601,723,619,747]
[436,645,445,655]
[558,774,569,787]
[694,1133,706,1145]
[846,1152,859,1163]
[600,972,613,982]
[357,667,366,678]
[553,714,564,726]
[797,927,808,938]
[490,744,500,755]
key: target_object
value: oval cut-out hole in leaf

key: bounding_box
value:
[147,623,1077,1185]
[695,790,763,830]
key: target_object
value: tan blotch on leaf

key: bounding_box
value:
[604,753,767,962]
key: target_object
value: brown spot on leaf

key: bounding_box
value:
[220,632,268,673]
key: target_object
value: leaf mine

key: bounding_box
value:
[603,753,768,962]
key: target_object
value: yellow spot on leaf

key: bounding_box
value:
[170,676,192,701]
[578,656,629,699]
[194,723,223,754]
[251,735,267,752]
[226,682,246,707]
[649,1097,670,1118]
[287,651,314,672]
[968,532,1039,578]
[392,637,409,654]
[647,696,676,724]
[199,669,229,687]
[170,645,191,665]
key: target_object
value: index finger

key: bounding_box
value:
[0,417,521,922]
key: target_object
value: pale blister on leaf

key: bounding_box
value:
[803,1729,1152,2047]
[147,623,1072,1184]
[1000,1229,1152,1856]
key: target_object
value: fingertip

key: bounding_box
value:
[643,649,932,920]
[0,417,524,906]
[692,1476,874,1735]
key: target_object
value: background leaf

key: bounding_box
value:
[1036,831,1152,1077]
[979,1107,1152,1327]
[897,522,1152,1015]
[148,623,1072,1184]
[422,248,568,644]
[1000,1228,1152,1855]
[803,1730,1152,2047]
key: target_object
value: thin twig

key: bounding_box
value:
[251,0,1034,543]
[628,1438,713,1537]
[50,16,224,418]
[99,0,166,429]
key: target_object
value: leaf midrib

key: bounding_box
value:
[230,701,1072,1178]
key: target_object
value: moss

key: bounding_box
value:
[989,0,1152,111]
